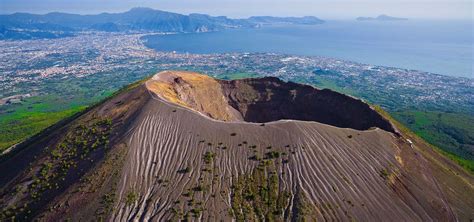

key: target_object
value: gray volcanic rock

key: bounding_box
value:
[0,71,472,221]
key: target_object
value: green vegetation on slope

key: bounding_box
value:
[0,117,113,220]
[0,70,154,154]
[0,96,87,152]
[0,72,141,153]
[231,159,290,221]
[392,111,474,172]
[219,72,259,80]
[296,74,357,96]
[373,106,474,173]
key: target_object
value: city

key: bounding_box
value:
[1,32,472,113]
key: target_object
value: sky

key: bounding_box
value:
[0,0,472,20]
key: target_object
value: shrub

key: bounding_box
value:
[193,186,204,192]
[265,151,280,159]
[203,152,215,164]
[125,191,138,205]
[379,169,389,179]
[177,167,191,174]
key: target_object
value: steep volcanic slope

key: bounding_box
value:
[0,71,473,221]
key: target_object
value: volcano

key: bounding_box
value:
[1,71,473,221]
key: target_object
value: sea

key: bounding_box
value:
[143,20,473,78]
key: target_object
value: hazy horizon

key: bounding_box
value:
[0,0,472,20]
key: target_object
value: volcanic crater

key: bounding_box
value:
[0,71,472,221]
[147,71,396,133]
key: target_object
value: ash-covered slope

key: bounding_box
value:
[0,71,473,221]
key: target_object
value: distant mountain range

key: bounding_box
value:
[0,7,324,40]
[356,14,408,21]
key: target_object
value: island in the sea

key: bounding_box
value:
[356,14,408,21]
